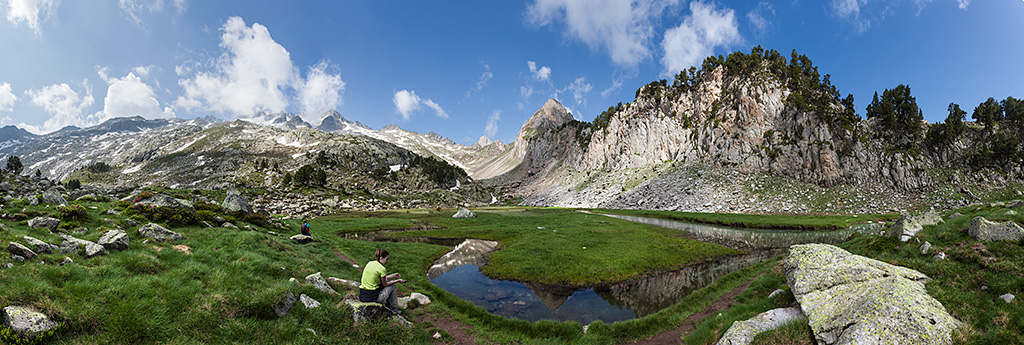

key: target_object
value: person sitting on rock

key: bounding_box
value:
[359,248,406,314]
[300,219,310,236]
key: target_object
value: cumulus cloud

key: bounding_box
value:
[0,82,16,112]
[955,0,970,10]
[5,0,59,36]
[297,60,345,121]
[23,81,94,134]
[393,90,447,121]
[562,77,593,106]
[528,61,551,81]
[661,1,741,75]
[747,2,775,33]
[526,0,680,66]
[90,68,174,125]
[484,110,500,137]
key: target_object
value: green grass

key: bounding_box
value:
[592,208,897,230]
[682,265,795,345]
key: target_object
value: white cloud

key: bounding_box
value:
[0,82,16,112]
[562,77,593,106]
[600,78,623,98]
[393,90,447,121]
[23,81,95,134]
[484,110,500,137]
[747,2,775,33]
[119,0,164,27]
[132,65,154,78]
[176,17,297,117]
[297,60,345,121]
[526,0,680,66]
[528,61,552,81]
[661,1,741,75]
[955,0,970,10]
[466,63,493,97]
[90,69,174,125]
[5,0,59,36]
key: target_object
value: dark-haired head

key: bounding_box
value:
[374,249,390,261]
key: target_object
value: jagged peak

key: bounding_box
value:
[524,98,572,130]
[475,135,492,147]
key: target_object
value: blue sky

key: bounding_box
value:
[0,0,1022,145]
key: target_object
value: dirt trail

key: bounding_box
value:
[420,312,480,345]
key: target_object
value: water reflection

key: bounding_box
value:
[429,239,783,324]
[597,213,853,249]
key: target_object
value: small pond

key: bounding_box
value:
[595,213,857,248]
[428,239,784,324]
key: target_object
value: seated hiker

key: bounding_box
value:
[359,248,406,314]
[300,219,310,236]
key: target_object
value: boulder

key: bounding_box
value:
[967,217,1024,242]
[396,292,431,309]
[886,215,922,242]
[784,244,961,345]
[98,230,129,251]
[41,190,67,205]
[223,191,253,214]
[327,277,361,289]
[1,306,58,340]
[59,234,106,257]
[1009,200,1024,208]
[1000,293,1015,304]
[60,241,80,255]
[134,194,194,210]
[7,242,37,259]
[919,241,931,255]
[61,257,73,265]
[22,236,57,254]
[138,223,184,242]
[222,222,238,229]
[305,272,339,294]
[934,252,947,261]
[716,307,805,345]
[85,242,106,257]
[452,208,476,218]
[344,299,413,328]
[27,217,61,232]
[273,291,297,317]
[300,294,321,309]
[290,234,315,244]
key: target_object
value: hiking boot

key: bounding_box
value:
[386,305,402,315]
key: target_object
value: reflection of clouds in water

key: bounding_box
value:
[429,239,781,323]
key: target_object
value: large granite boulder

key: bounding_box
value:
[886,210,944,242]
[27,217,61,232]
[452,208,476,218]
[223,191,253,214]
[98,230,130,251]
[717,307,804,345]
[290,234,315,244]
[2,306,58,340]
[967,217,1024,242]
[784,244,960,345]
[41,190,67,205]
[138,223,184,242]
[7,242,37,259]
[305,272,338,294]
[22,236,57,254]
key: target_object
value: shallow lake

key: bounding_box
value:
[595,213,857,248]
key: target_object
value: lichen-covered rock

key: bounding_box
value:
[967,217,1024,242]
[305,272,338,294]
[59,234,106,257]
[273,291,297,317]
[886,215,923,242]
[290,234,315,244]
[223,191,253,214]
[138,223,184,242]
[134,194,194,210]
[2,306,58,340]
[27,216,61,232]
[300,294,320,309]
[84,242,106,257]
[784,244,961,345]
[7,242,37,259]
[344,299,413,328]
[919,241,931,255]
[41,190,67,205]
[396,292,431,309]
[717,307,804,345]
[452,208,476,218]
[98,230,129,251]
[1000,294,1015,303]
[22,236,57,254]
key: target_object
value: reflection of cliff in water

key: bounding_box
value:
[597,213,852,249]
[524,283,576,310]
[428,239,499,279]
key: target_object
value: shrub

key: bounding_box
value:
[124,204,200,226]
[56,204,89,221]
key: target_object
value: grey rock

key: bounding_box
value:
[27,217,61,232]
[948,212,963,219]
[12,254,25,262]
[41,190,66,205]
[326,277,360,289]
[396,292,431,309]
[135,194,194,210]
[98,230,129,251]
[273,291,297,317]
[22,236,57,254]
[934,252,946,261]
[59,234,105,257]
[7,242,36,259]
[344,299,413,328]
[223,191,253,214]
[222,222,238,229]
[60,240,80,254]
[124,218,139,227]
[0,182,12,191]
[920,241,932,255]
[6,262,13,268]
[2,306,58,340]
[61,257,73,265]
[85,242,106,257]
[967,217,1024,242]
[1007,210,1019,216]
[886,216,921,242]
[1000,293,1015,303]
[716,307,805,345]
[767,289,786,299]
[452,208,476,218]
[300,294,320,309]
[290,234,315,244]
[305,272,338,294]
[784,244,961,345]
[1009,200,1024,208]
[138,223,184,242]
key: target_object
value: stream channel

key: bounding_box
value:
[364,213,878,324]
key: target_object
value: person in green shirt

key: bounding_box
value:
[359,248,406,313]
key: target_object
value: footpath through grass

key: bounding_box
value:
[592,208,897,230]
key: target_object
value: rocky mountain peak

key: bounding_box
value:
[317,110,347,132]
[474,136,492,147]
[523,99,572,130]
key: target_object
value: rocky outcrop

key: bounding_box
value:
[2,306,58,340]
[98,230,130,251]
[717,307,804,345]
[223,191,253,214]
[452,208,476,218]
[27,217,61,232]
[784,244,960,345]
[138,223,184,242]
[967,216,1024,242]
